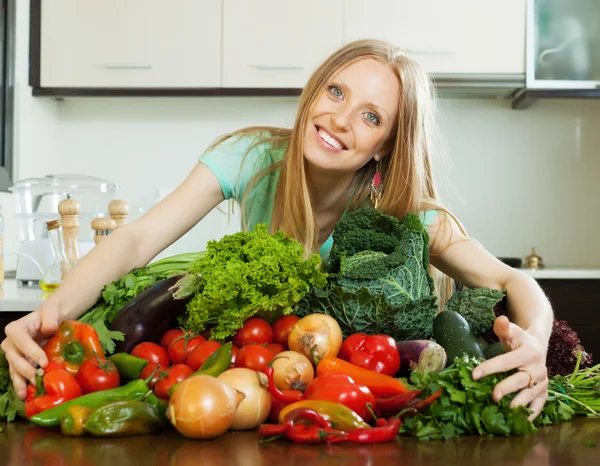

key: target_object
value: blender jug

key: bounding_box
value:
[9,174,119,284]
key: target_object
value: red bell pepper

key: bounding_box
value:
[43,320,105,376]
[25,362,82,418]
[339,333,401,376]
[304,373,376,422]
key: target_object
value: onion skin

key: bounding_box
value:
[270,351,314,391]
[288,314,343,364]
[217,368,271,430]
[167,375,245,439]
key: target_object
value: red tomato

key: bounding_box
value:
[235,344,275,372]
[75,358,120,395]
[139,362,163,388]
[153,364,194,399]
[266,342,285,355]
[159,328,184,350]
[233,317,273,347]
[186,341,222,371]
[167,335,206,365]
[271,315,300,348]
[131,342,170,368]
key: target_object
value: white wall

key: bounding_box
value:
[3,1,600,271]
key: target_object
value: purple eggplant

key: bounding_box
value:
[396,340,447,376]
[110,274,192,353]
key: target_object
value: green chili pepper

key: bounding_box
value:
[167,342,232,397]
[84,400,163,437]
[29,379,151,427]
[108,353,149,380]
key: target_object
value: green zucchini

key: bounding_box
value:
[432,311,485,363]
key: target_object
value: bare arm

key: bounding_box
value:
[428,221,553,348]
[2,163,224,396]
[428,214,553,419]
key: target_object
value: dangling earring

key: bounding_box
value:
[370,160,383,208]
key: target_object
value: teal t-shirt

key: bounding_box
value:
[199,135,439,263]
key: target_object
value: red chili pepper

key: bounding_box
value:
[25,362,82,418]
[304,373,376,422]
[344,417,401,444]
[285,424,347,444]
[282,407,332,429]
[263,364,304,404]
[43,320,105,376]
[407,388,443,412]
[339,333,401,376]
[258,423,287,438]
[375,389,422,415]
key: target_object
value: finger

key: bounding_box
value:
[39,307,60,336]
[6,324,48,368]
[472,345,532,380]
[494,316,527,351]
[4,349,37,386]
[8,364,28,400]
[527,396,548,422]
[509,378,548,408]
[492,371,537,402]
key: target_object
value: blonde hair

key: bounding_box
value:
[204,39,466,307]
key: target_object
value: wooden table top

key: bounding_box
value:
[1,418,599,466]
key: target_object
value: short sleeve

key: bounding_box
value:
[199,135,274,201]
[419,209,439,228]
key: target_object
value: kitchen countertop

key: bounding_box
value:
[1,418,599,466]
[0,267,599,313]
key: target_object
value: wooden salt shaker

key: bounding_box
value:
[91,217,117,245]
[109,200,129,228]
[58,194,81,265]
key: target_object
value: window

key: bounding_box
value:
[0,0,14,191]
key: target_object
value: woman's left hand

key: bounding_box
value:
[472,315,549,421]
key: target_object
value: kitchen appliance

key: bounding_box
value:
[9,175,119,284]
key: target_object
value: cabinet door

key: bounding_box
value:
[344,0,525,74]
[222,0,344,88]
[40,0,222,88]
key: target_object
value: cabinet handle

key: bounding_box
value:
[252,65,304,71]
[404,49,455,55]
[103,64,153,70]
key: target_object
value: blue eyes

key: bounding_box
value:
[326,84,382,126]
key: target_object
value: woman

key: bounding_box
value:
[2,39,552,419]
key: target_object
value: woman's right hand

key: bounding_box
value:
[1,303,62,399]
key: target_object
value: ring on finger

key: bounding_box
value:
[520,368,537,389]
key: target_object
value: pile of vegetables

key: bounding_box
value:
[0,209,597,446]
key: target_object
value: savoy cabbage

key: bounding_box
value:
[295,208,438,340]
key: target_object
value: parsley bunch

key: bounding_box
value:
[401,355,537,440]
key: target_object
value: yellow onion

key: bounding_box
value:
[288,314,343,364]
[217,368,271,430]
[167,374,245,439]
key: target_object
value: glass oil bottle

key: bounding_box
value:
[40,220,72,292]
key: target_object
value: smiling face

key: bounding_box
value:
[303,58,400,175]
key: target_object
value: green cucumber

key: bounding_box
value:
[483,341,505,360]
[432,311,485,363]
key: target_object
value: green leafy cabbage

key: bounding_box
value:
[296,208,437,341]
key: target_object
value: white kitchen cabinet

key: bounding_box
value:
[344,0,526,74]
[222,0,344,88]
[40,0,222,88]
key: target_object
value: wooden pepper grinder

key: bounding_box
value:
[109,200,129,228]
[91,217,117,245]
[58,194,81,265]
